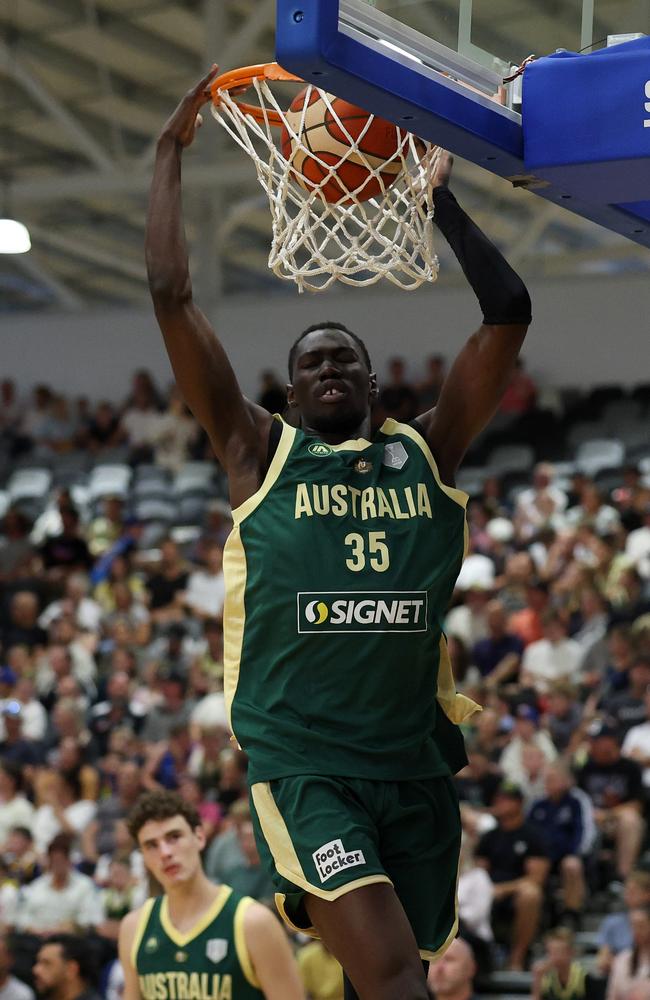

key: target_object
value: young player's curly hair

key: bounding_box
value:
[127,790,201,842]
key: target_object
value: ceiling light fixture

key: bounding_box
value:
[0,217,31,254]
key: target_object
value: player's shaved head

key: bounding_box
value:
[288,322,372,379]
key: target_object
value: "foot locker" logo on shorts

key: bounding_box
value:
[312,839,366,883]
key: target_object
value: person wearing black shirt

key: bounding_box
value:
[476,784,550,970]
[604,658,650,737]
[145,537,189,624]
[577,720,644,879]
[39,507,92,579]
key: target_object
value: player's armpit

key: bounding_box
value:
[243,901,305,1000]
[118,908,144,1000]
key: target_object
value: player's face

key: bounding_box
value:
[138,815,205,889]
[288,329,376,435]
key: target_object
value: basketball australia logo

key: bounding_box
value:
[308,442,333,457]
[298,591,428,633]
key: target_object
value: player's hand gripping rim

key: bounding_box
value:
[157,65,220,149]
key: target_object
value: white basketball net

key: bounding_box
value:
[211,78,442,293]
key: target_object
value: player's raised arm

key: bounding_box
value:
[417,153,532,485]
[145,69,271,501]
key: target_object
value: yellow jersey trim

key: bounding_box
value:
[130,897,156,969]
[250,782,306,882]
[159,886,232,947]
[233,897,261,989]
[437,633,482,724]
[222,523,247,735]
[274,874,393,936]
[381,418,469,510]
[230,420,296,525]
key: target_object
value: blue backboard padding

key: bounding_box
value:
[617,201,650,224]
[276,1,650,249]
[276,0,523,171]
[524,37,650,178]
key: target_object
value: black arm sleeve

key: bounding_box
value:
[433,186,532,326]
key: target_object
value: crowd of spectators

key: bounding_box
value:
[0,361,649,1000]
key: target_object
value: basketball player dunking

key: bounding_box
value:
[146,70,531,1000]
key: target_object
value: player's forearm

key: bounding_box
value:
[146,137,192,303]
[433,187,532,326]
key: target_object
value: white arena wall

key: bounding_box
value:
[1,271,649,401]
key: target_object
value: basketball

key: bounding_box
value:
[280,88,407,204]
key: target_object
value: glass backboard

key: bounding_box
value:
[275,0,650,247]
[353,1,649,88]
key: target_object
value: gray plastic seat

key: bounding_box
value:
[7,468,52,502]
[575,438,625,476]
[88,463,132,500]
[134,497,176,523]
[485,443,535,475]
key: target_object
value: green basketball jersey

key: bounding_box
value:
[223,417,480,785]
[132,887,262,1000]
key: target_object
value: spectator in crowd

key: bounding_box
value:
[39,507,92,580]
[426,937,477,1000]
[0,509,35,583]
[204,800,274,903]
[182,541,225,620]
[38,574,102,634]
[32,933,100,1000]
[621,681,650,788]
[514,463,568,542]
[297,942,344,1000]
[532,927,595,1000]
[31,771,96,860]
[0,933,34,1000]
[472,599,523,686]
[606,906,650,1000]
[499,357,537,417]
[566,483,621,536]
[577,720,645,879]
[152,386,199,472]
[119,374,162,464]
[612,656,650,738]
[446,584,490,651]
[7,679,47,745]
[88,671,143,758]
[0,764,34,847]
[520,611,583,694]
[15,834,101,936]
[145,539,189,625]
[378,356,418,423]
[543,682,583,754]
[19,386,53,448]
[34,396,76,456]
[2,827,39,886]
[139,673,194,743]
[527,763,595,925]
[508,580,549,647]
[456,838,493,975]
[499,704,557,788]
[257,370,287,415]
[0,704,42,769]
[83,401,122,454]
[570,588,609,654]
[416,354,446,410]
[597,871,650,975]
[476,783,550,970]
[1,593,46,655]
[84,760,143,860]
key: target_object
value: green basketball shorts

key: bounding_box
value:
[249,773,461,961]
